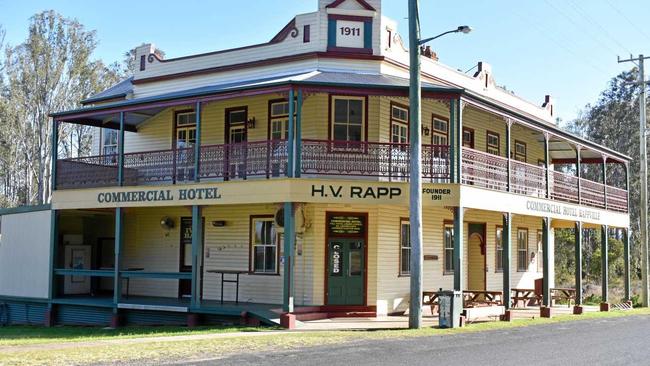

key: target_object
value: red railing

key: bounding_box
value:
[549,170,579,204]
[300,139,449,182]
[461,148,508,191]
[606,185,629,212]
[55,140,628,213]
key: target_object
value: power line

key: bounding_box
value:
[605,0,650,43]
[565,0,634,55]
[510,6,610,75]
[542,0,623,58]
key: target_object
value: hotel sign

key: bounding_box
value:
[525,201,601,221]
[96,187,221,204]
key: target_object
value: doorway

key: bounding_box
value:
[325,213,367,306]
[225,107,248,179]
[178,217,204,298]
[467,223,486,292]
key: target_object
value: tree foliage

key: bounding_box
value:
[557,69,648,299]
[0,11,120,206]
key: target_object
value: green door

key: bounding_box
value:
[327,239,365,305]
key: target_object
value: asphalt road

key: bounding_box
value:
[188,315,650,366]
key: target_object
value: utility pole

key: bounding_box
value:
[619,54,650,307]
[407,0,423,329]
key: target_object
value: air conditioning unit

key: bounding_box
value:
[273,204,307,233]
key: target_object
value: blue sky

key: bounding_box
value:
[1,0,648,123]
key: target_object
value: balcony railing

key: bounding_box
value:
[55,141,628,213]
[462,147,628,212]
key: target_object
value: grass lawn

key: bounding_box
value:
[1,308,649,366]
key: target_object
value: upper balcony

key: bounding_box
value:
[55,139,628,213]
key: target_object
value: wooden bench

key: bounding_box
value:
[511,288,541,308]
[463,290,503,307]
[551,287,576,308]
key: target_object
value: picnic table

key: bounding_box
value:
[551,287,576,307]
[511,288,541,308]
[463,290,503,307]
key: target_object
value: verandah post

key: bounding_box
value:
[502,212,512,310]
[113,207,124,305]
[505,119,512,192]
[544,133,550,198]
[287,88,295,178]
[456,99,463,184]
[117,112,125,186]
[453,206,464,292]
[282,202,295,313]
[601,225,609,310]
[449,99,456,182]
[51,119,59,192]
[295,90,303,178]
[576,146,581,204]
[194,101,202,183]
[542,217,551,308]
[191,205,203,308]
[624,227,631,301]
[575,222,583,307]
[602,156,607,209]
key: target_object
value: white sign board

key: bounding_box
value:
[335,20,365,49]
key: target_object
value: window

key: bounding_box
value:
[251,217,278,274]
[102,129,118,156]
[175,111,197,149]
[487,131,500,155]
[537,230,543,272]
[332,97,364,142]
[444,224,454,274]
[432,117,448,146]
[269,100,296,140]
[227,109,247,144]
[462,128,474,148]
[514,140,527,162]
[517,229,528,272]
[495,226,503,272]
[390,105,409,144]
[400,220,411,275]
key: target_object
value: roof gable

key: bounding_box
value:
[326,0,376,11]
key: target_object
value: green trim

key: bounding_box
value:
[624,228,631,300]
[506,121,512,191]
[456,98,463,184]
[54,269,114,277]
[51,297,114,308]
[0,295,50,303]
[120,271,192,279]
[575,222,583,305]
[363,20,372,49]
[51,120,58,191]
[502,213,512,310]
[0,204,51,216]
[328,19,337,47]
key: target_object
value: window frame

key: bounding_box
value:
[249,215,280,275]
[390,102,409,145]
[443,223,455,275]
[329,95,367,143]
[514,140,527,162]
[101,128,119,157]
[495,225,503,273]
[267,99,297,141]
[517,228,529,272]
[486,130,500,156]
[399,218,411,276]
[431,114,449,146]
[462,127,475,149]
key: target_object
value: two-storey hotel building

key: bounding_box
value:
[0,0,632,328]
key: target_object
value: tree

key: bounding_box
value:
[0,11,120,206]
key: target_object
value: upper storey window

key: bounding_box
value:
[487,131,500,155]
[269,101,296,140]
[102,129,118,156]
[514,140,527,162]
[432,117,448,146]
[332,96,365,142]
[390,105,409,145]
[175,111,196,149]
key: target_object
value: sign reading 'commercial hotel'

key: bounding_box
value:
[97,187,221,203]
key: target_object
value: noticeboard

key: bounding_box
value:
[328,215,365,237]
